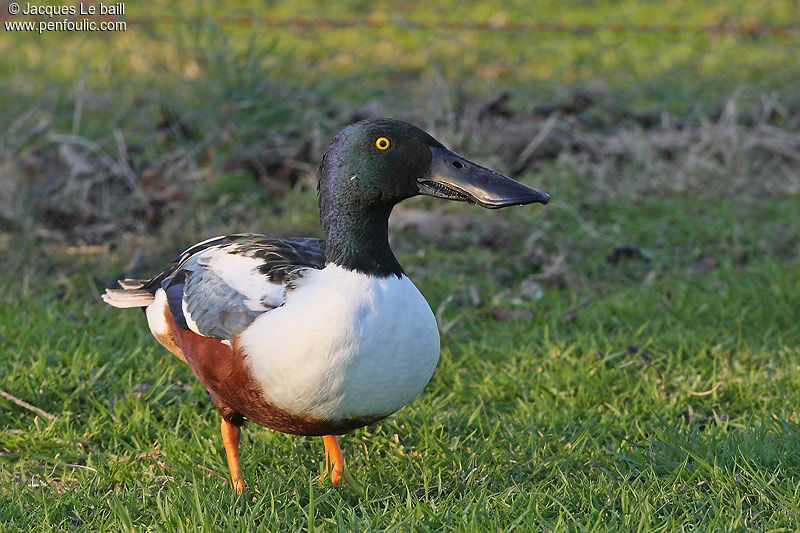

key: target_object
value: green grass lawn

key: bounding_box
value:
[2,180,799,530]
[3,0,800,127]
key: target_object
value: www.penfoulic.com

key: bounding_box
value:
[4,18,127,33]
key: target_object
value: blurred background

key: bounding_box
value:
[2,0,799,258]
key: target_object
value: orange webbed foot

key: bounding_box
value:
[321,434,345,486]
[221,419,246,494]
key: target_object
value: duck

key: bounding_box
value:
[102,118,549,493]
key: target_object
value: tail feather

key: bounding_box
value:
[102,288,155,308]
[117,278,147,289]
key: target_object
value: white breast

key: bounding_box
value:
[237,264,440,422]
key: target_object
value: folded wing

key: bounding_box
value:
[104,234,326,340]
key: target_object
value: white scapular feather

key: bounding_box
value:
[198,248,286,311]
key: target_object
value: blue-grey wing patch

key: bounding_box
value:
[182,267,266,339]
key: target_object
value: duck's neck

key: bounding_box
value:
[321,203,403,279]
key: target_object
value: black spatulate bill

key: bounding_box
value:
[418,146,550,208]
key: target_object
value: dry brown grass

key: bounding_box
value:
[1,107,204,243]
[454,91,800,201]
[2,91,798,252]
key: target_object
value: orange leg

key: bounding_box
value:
[221,419,246,494]
[321,435,345,486]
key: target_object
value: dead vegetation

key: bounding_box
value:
[453,90,800,200]
[1,109,204,242]
[1,90,798,249]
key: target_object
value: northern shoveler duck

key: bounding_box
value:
[102,118,549,493]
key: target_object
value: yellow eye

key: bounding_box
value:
[375,137,391,150]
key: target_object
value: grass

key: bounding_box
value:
[2,0,800,529]
[2,177,800,530]
[4,0,800,115]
